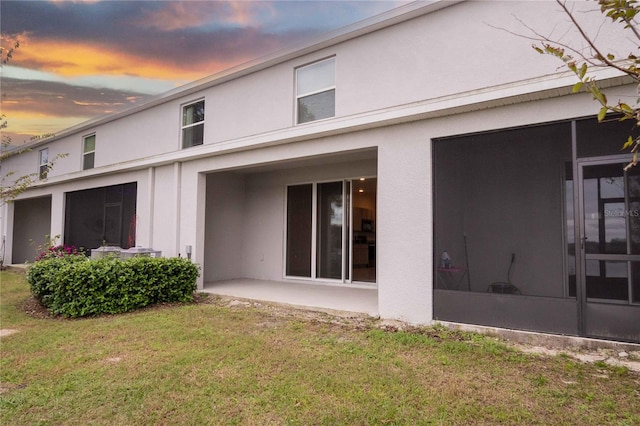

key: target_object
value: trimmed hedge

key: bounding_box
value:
[26,256,199,318]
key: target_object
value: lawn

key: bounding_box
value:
[1,271,639,425]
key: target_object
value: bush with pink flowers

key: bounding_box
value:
[35,244,83,262]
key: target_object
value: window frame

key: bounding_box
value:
[295,56,336,125]
[38,148,49,179]
[82,133,96,170]
[181,99,205,149]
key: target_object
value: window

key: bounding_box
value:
[296,57,335,124]
[182,100,205,148]
[38,148,49,179]
[83,134,95,170]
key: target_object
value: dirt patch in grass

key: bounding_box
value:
[21,295,54,319]
[0,329,19,338]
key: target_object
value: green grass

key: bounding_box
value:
[1,271,639,425]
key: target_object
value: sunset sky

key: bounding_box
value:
[1,0,408,145]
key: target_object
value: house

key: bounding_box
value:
[2,0,638,343]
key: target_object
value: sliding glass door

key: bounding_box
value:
[285,179,375,283]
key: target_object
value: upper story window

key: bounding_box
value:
[182,100,205,148]
[38,148,49,179]
[83,134,95,170]
[296,57,335,124]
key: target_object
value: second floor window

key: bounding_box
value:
[296,57,335,124]
[39,148,49,179]
[182,100,205,148]
[83,134,95,170]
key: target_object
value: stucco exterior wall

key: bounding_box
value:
[204,172,245,282]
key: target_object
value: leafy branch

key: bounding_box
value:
[533,0,640,169]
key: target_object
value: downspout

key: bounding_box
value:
[174,162,182,257]
[147,166,155,248]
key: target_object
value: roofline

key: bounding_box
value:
[12,0,462,153]
[21,69,632,192]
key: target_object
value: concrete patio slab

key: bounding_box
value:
[202,279,378,317]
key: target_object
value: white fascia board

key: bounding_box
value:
[12,1,462,154]
[25,66,628,191]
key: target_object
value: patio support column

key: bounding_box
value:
[50,192,64,245]
[180,163,207,290]
[377,129,433,325]
[2,202,14,265]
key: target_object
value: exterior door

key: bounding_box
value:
[578,159,640,342]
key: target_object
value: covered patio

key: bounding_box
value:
[202,279,378,316]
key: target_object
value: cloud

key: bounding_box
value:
[1,1,406,76]
[0,0,409,137]
[136,1,272,31]
[2,65,180,94]
[2,77,152,137]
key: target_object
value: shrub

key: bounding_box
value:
[26,256,199,317]
[27,255,89,307]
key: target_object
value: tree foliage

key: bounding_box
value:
[532,0,640,169]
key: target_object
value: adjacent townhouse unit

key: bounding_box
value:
[2,0,639,343]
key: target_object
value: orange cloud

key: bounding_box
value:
[2,110,84,138]
[11,33,245,83]
[13,35,196,81]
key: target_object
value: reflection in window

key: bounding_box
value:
[582,164,640,303]
[182,100,205,148]
[317,182,343,279]
[583,165,640,257]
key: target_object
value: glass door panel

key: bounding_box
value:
[344,181,351,282]
[351,178,376,283]
[581,162,640,302]
[316,182,343,279]
[286,184,313,277]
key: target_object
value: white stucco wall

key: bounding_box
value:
[203,172,245,282]
[151,164,181,256]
